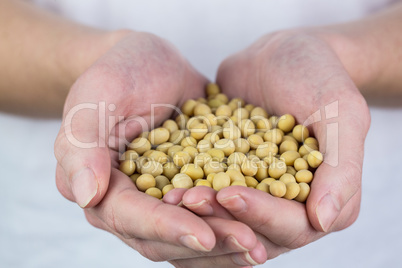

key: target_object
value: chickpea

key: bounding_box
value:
[173,151,192,167]
[162,184,174,195]
[136,174,156,192]
[190,123,209,140]
[286,166,297,176]
[181,164,204,181]
[263,129,283,145]
[295,170,313,183]
[232,107,249,120]
[194,103,212,116]
[141,160,163,177]
[181,136,197,147]
[128,137,151,155]
[261,177,276,186]
[183,146,198,162]
[226,169,246,183]
[233,138,250,154]
[212,172,231,191]
[293,124,310,143]
[245,176,259,188]
[223,125,242,140]
[145,187,163,199]
[197,139,213,153]
[250,106,268,120]
[294,158,309,171]
[193,153,212,169]
[284,182,301,200]
[280,150,300,166]
[162,119,179,134]
[255,160,269,181]
[207,148,225,162]
[256,142,278,159]
[277,114,296,133]
[247,134,264,150]
[304,137,319,147]
[206,83,220,96]
[181,99,198,116]
[268,160,287,178]
[196,180,212,188]
[167,145,184,158]
[269,115,279,128]
[119,160,136,176]
[148,151,168,164]
[269,181,287,197]
[120,150,139,161]
[156,142,174,154]
[279,173,296,184]
[231,181,248,187]
[255,118,272,132]
[294,182,310,202]
[130,173,140,184]
[256,182,270,193]
[244,104,255,112]
[148,127,170,146]
[172,173,193,189]
[241,160,258,176]
[307,150,323,168]
[227,152,247,166]
[204,160,225,176]
[155,175,170,190]
[169,130,187,145]
[214,139,235,156]
[239,119,256,138]
[208,98,224,109]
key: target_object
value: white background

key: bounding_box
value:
[1,1,401,267]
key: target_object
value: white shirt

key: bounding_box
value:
[1,1,401,267]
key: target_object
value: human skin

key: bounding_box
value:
[2,0,402,267]
[166,2,402,266]
[1,0,266,266]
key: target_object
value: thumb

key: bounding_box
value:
[55,101,111,208]
[307,96,370,232]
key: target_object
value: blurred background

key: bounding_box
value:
[1,1,401,267]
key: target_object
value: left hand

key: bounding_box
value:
[172,29,371,261]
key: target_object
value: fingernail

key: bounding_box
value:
[316,193,341,232]
[232,252,260,266]
[218,195,247,213]
[179,235,211,252]
[222,235,249,252]
[184,200,214,215]
[71,168,98,208]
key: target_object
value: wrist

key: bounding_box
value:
[56,28,133,93]
[309,27,381,96]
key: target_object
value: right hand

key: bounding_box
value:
[54,31,266,267]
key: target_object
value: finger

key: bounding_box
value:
[170,241,267,268]
[306,94,370,232]
[182,186,235,219]
[85,168,216,252]
[102,216,260,262]
[163,188,188,206]
[54,107,112,208]
[216,187,323,249]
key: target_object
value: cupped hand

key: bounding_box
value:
[183,30,371,260]
[54,31,266,266]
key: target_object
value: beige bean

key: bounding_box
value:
[136,174,156,192]
[171,173,193,189]
[212,172,231,191]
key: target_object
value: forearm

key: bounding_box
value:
[0,0,127,117]
[316,2,402,98]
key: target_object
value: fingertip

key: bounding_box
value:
[162,188,187,205]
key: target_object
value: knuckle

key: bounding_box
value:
[134,240,167,262]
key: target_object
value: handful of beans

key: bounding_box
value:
[119,83,323,202]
